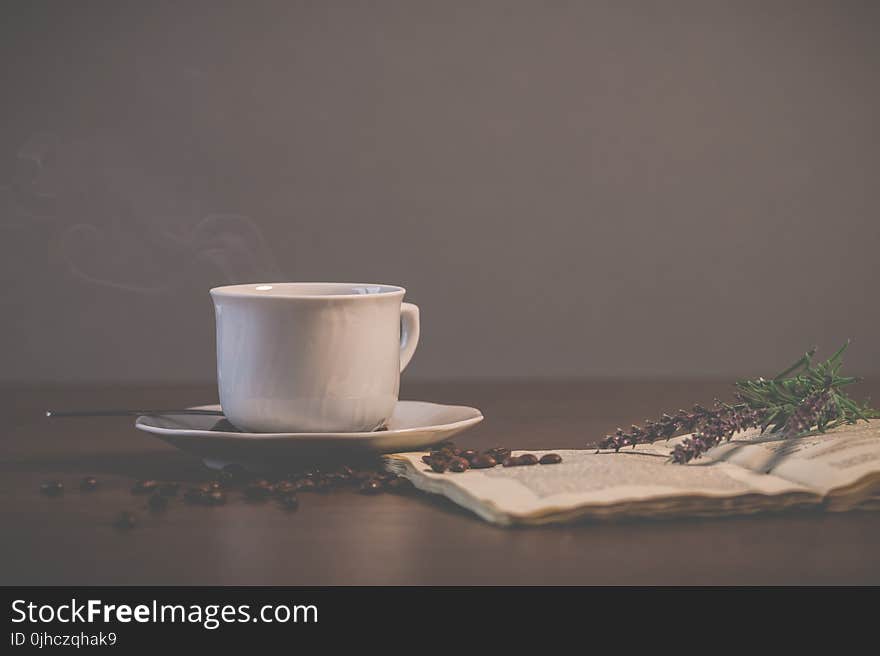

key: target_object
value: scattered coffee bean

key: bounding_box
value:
[272,481,296,496]
[359,479,384,494]
[314,477,336,493]
[69,456,428,529]
[504,454,540,467]
[429,459,449,473]
[80,476,98,492]
[293,478,316,491]
[448,457,470,472]
[469,454,497,469]
[112,511,136,531]
[131,480,158,495]
[426,442,560,474]
[40,480,63,497]
[148,493,168,512]
[278,493,299,510]
[487,447,512,462]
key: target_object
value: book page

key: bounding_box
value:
[686,420,880,506]
[385,446,818,526]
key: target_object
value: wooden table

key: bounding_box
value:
[3,380,879,585]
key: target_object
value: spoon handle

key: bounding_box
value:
[45,409,225,418]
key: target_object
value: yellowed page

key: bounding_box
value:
[385,447,818,526]
[688,420,880,506]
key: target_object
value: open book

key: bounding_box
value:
[383,420,880,526]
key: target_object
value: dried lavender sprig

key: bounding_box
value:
[600,401,767,462]
[669,404,767,464]
[781,389,834,436]
[597,343,877,464]
[599,404,715,452]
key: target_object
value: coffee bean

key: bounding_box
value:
[424,441,563,475]
[131,480,158,495]
[429,459,449,473]
[448,457,470,472]
[278,493,299,510]
[40,480,63,497]
[469,454,497,469]
[504,454,538,466]
[487,447,512,462]
[272,481,296,496]
[79,476,98,492]
[359,479,384,494]
[148,494,168,512]
[293,478,316,491]
[314,477,336,493]
[112,511,136,531]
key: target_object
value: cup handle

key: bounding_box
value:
[399,302,420,372]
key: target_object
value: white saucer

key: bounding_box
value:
[135,401,483,469]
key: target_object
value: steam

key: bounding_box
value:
[3,132,285,293]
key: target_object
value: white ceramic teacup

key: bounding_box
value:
[210,283,420,433]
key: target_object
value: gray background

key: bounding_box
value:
[1,0,878,384]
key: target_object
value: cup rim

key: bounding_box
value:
[210,282,406,300]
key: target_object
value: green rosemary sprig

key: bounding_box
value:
[598,342,878,463]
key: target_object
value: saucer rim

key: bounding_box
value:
[135,400,484,441]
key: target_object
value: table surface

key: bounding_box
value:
[3,380,879,585]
